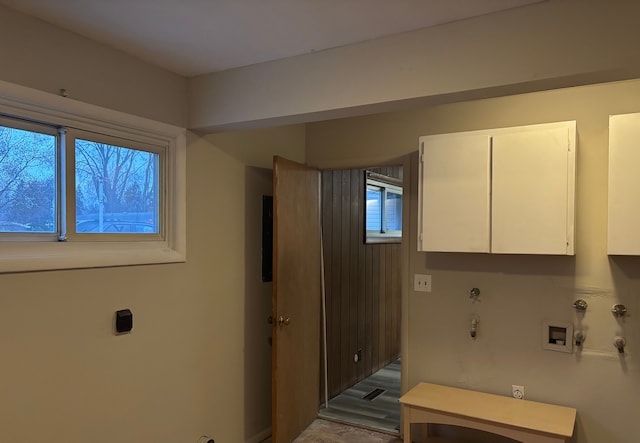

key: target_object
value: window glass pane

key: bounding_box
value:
[366,187,382,231]
[75,139,159,234]
[385,191,402,231]
[364,172,402,244]
[0,125,56,233]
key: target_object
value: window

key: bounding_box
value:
[0,118,164,241]
[365,171,403,243]
[0,81,186,273]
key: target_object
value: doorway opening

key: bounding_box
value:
[317,165,403,434]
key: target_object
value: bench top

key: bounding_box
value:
[399,382,576,438]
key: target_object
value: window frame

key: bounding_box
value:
[66,128,166,242]
[0,80,186,273]
[364,171,403,244]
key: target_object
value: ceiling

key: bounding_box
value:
[0,0,543,77]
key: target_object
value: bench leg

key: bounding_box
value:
[403,407,411,443]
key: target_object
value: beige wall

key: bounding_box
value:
[306,78,640,443]
[0,4,187,126]
[205,124,306,169]
[0,127,300,443]
[0,133,243,442]
[0,7,308,441]
[0,8,305,443]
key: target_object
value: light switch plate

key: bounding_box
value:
[414,274,432,292]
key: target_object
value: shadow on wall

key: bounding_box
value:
[609,255,640,280]
[422,253,576,277]
[244,166,274,442]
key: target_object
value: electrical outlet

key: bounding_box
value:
[512,385,525,400]
[414,274,432,292]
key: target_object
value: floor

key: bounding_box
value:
[262,359,401,442]
[318,359,401,434]
[296,418,402,442]
[261,418,402,443]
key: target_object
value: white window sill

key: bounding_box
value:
[0,241,185,273]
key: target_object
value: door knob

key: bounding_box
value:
[278,316,291,326]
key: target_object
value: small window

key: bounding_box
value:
[0,80,186,273]
[365,171,402,243]
[0,119,165,242]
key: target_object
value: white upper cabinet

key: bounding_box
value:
[418,121,576,255]
[491,124,576,254]
[418,132,492,253]
[608,113,640,255]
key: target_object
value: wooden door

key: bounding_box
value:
[272,156,321,443]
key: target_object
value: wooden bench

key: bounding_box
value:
[399,382,576,443]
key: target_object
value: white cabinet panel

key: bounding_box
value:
[418,121,576,255]
[608,113,640,254]
[418,133,491,252]
[492,125,575,254]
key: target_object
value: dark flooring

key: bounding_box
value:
[318,359,401,434]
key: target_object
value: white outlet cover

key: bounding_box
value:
[512,385,525,399]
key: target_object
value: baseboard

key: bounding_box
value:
[245,426,272,443]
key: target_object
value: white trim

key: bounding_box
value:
[0,80,186,273]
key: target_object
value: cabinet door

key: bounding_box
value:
[418,132,491,252]
[491,123,575,254]
[608,113,640,254]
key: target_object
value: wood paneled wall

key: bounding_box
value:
[321,167,402,398]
